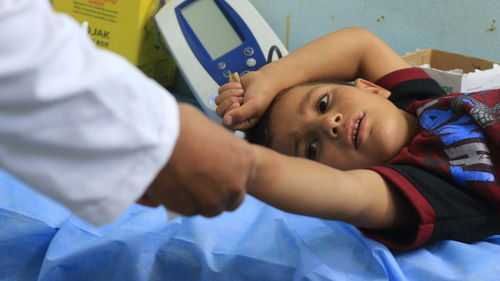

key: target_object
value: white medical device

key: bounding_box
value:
[155,0,288,121]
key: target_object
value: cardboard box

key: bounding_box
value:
[52,0,176,88]
[403,49,500,94]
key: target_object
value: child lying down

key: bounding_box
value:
[215,27,500,250]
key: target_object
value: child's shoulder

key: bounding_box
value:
[376,68,445,110]
[375,68,433,90]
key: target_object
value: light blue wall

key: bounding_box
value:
[249,0,500,61]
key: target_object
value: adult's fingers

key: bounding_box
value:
[156,104,256,218]
[136,193,161,207]
[224,189,245,211]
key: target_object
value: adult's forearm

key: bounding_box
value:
[0,0,179,225]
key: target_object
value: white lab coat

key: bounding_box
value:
[0,0,179,225]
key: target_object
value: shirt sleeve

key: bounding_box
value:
[365,165,500,250]
[0,0,179,225]
[375,67,446,109]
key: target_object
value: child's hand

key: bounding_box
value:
[215,81,244,125]
[215,71,278,131]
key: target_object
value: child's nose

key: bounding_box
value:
[320,113,342,138]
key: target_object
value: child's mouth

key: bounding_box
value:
[351,114,364,150]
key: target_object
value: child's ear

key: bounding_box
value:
[353,78,391,99]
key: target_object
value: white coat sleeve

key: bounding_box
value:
[0,0,179,225]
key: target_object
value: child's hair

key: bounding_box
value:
[244,90,285,147]
[245,79,350,147]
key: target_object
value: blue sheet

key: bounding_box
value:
[1,169,499,281]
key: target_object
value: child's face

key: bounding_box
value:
[267,79,418,170]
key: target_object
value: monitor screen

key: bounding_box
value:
[181,0,243,59]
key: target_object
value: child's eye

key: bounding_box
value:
[305,140,318,160]
[317,94,329,113]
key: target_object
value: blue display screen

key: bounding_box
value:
[181,0,242,59]
[176,0,266,86]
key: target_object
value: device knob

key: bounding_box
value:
[222,69,232,77]
[243,47,254,56]
[246,58,257,67]
[217,61,227,69]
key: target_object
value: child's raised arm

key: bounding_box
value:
[249,145,417,230]
[216,27,410,131]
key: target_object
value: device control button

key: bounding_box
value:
[217,62,226,70]
[243,47,254,56]
[209,94,218,107]
[246,58,257,67]
[240,70,250,76]
[222,69,232,78]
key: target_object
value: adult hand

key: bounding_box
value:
[215,71,279,131]
[138,103,257,217]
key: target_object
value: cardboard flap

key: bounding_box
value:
[404,48,500,94]
[404,49,497,73]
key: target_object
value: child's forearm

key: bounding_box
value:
[249,145,415,230]
[259,27,409,92]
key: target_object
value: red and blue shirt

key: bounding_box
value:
[364,68,500,250]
